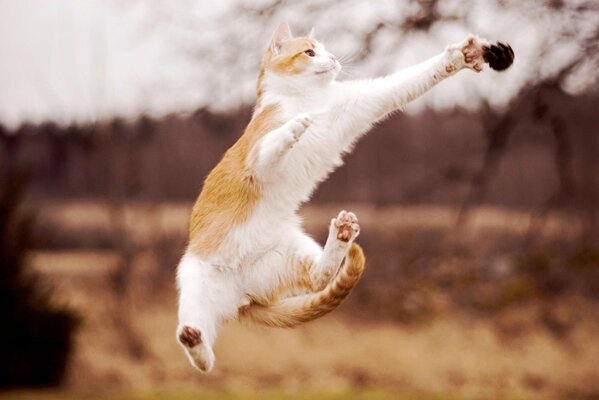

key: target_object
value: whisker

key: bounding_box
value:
[338,63,360,73]
[337,48,362,65]
[338,69,356,79]
[337,57,359,69]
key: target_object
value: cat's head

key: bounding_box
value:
[260,22,340,89]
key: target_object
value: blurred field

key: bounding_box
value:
[11,201,597,399]
[0,389,520,400]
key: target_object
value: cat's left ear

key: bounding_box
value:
[308,27,315,38]
[270,22,293,55]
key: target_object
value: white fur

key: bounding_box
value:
[177,33,489,372]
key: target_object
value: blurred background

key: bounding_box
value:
[1,1,599,399]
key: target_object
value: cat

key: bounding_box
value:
[176,22,514,372]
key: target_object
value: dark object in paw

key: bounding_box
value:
[483,42,514,71]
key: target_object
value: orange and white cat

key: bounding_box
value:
[176,22,514,372]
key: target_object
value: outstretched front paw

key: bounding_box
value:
[447,34,489,73]
[331,210,360,242]
[461,35,487,72]
[447,34,514,73]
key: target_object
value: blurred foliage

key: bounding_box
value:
[0,173,79,388]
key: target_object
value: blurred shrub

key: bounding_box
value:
[570,247,599,272]
[500,277,538,306]
[0,173,79,388]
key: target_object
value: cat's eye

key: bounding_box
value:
[304,49,315,57]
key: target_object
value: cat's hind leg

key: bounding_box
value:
[308,210,360,289]
[176,252,239,372]
[292,210,360,291]
[239,211,364,327]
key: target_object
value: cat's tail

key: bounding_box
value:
[239,243,365,328]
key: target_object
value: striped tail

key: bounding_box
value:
[240,243,365,328]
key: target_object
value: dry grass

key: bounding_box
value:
[24,201,599,399]
[0,388,522,400]
[31,254,599,398]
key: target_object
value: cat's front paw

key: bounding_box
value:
[287,113,312,141]
[446,34,490,73]
[331,210,360,242]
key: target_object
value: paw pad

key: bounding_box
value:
[460,35,486,71]
[179,326,202,348]
[333,210,360,242]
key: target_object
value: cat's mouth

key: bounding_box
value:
[315,61,341,75]
[315,66,339,75]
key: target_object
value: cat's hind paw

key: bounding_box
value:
[179,325,201,347]
[177,324,215,373]
[331,210,360,242]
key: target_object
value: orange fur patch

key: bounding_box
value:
[239,242,366,328]
[256,37,317,100]
[188,105,282,256]
[247,256,316,307]
[299,257,318,290]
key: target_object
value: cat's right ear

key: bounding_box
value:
[270,22,293,55]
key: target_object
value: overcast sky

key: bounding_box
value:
[0,0,593,129]
[0,1,162,128]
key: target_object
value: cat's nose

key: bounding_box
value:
[329,55,337,61]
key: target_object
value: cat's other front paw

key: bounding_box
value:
[288,113,312,141]
[331,210,360,243]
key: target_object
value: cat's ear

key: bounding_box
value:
[308,27,315,39]
[270,22,293,55]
